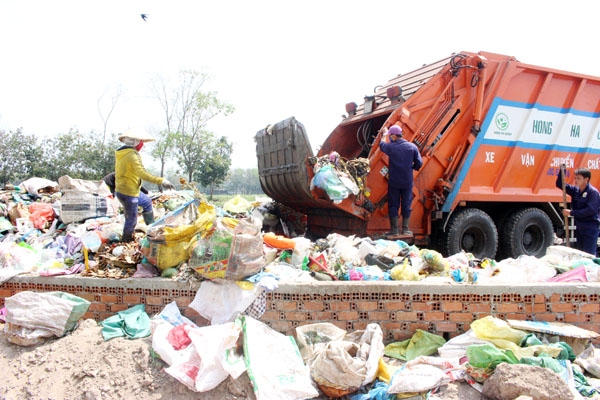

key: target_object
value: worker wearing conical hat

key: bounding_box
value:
[115,127,175,242]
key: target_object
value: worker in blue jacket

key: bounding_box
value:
[379,125,423,236]
[556,167,600,256]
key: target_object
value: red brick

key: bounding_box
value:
[82,312,95,320]
[535,313,558,322]
[100,294,118,303]
[496,303,519,313]
[533,303,546,313]
[274,301,296,311]
[409,322,430,332]
[534,294,546,303]
[505,314,526,320]
[311,311,334,320]
[303,301,324,311]
[395,312,418,321]
[330,302,350,311]
[412,302,435,312]
[285,311,307,321]
[592,313,600,323]
[551,303,573,313]
[565,314,588,323]
[425,312,445,321]
[337,311,359,321]
[0,289,13,297]
[77,293,95,302]
[383,301,408,311]
[88,303,107,312]
[353,321,369,331]
[145,296,163,305]
[580,303,600,313]
[380,321,403,332]
[357,301,378,311]
[449,313,473,322]
[172,297,192,307]
[260,310,279,320]
[110,304,129,312]
[434,322,458,332]
[469,304,491,313]
[442,302,463,312]
[123,295,141,305]
[549,294,562,303]
[367,311,389,320]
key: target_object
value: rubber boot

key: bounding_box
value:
[386,216,399,236]
[402,220,412,235]
[121,230,134,243]
[142,211,155,226]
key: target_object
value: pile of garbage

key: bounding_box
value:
[2,286,600,399]
[0,175,599,287]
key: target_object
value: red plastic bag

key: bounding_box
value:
[28,203,55,229]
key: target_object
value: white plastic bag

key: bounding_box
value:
[189,280,260,325]
[164,322,242,392]
[243,316,318,400]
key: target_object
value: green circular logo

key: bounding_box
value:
[495,113,509,130]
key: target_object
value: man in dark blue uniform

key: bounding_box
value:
[556,167,600,256]
[379,125,423,236]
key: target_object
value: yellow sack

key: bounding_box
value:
[471,316,562,359]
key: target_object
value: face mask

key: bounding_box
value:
[135,141,144,151]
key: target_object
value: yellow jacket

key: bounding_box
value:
[115,147,164,197]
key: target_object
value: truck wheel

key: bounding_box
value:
[499,207,553,259]
[444,208,498,259]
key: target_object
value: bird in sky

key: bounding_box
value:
[140,14,149,21]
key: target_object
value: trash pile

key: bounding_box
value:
[2,287,600,399]
[1,175,600,287]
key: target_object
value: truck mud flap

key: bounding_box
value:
[255,117,324,211]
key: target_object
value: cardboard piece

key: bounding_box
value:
[507,319,599,355]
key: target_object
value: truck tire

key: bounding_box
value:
[499,207,553,259]
[443,208,498,259]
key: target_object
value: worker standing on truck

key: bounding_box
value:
[379,125,422,235]
[115,128,175,242]
[556,167,600,256]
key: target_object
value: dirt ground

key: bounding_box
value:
[0,319,484,400]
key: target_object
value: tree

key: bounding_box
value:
[0,129,43,185]
[152,70,235,182]
[39,130,118,181]
[196,136,233,199]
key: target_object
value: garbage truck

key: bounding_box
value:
[255,51,600,259]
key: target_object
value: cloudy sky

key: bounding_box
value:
[0,0,598,169]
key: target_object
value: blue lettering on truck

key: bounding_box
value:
[442,98,600,212]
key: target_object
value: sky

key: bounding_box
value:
[1,0,599,170]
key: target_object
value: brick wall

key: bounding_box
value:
[1,276,599,343]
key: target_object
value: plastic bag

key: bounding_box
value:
[4,291,90,340]
[306,323,384,394]
[388,363,449,394]
[189,280,260,325]
[242,316,319,400]
[310,164,351,202]
[226,219,265,280]
[222,195,252,214]
[384,329,446,361]
[164,322,243,392]
[28,202,55,229]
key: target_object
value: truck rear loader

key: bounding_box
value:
[255,51,600,260]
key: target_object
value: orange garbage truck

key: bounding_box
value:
[255,51,600,259]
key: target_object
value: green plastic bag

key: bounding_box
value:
[466,343,519,369]
[384,329,446,361]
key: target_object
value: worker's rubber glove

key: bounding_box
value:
[161,179,175,190]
